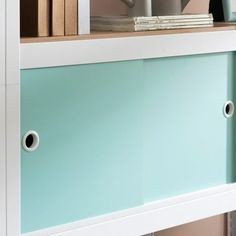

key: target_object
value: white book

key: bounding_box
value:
[157,14,213,20]
[91,22,213,32]
[91,23,156,31]
[91,16,159,25]
[157,21,214,27]
[91,14,213,25]
[158,18,213,24]
[91,14,214,32]
[157,24,214,30]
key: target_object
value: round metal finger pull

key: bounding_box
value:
[22,130,40,152]
[223,101,235,118]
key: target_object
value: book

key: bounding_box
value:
[51,0,65,36]
[91,23,213,32]
[20,0,50,37]
[91,14,213,25]
[91,16,159,25]
[91,14,214,32]
[65,0,78,35]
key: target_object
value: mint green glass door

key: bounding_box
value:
[143,53,231,202]
[21,61,143,233]
[21,53,234,233]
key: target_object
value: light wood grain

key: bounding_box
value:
[65,0,77,35]
[21,24,236,43]
[52,0,65,36]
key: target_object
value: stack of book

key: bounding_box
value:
[21,0,90,37]
[91,14,214,32]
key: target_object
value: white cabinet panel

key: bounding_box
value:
[0,0,5,85]
[6,0,19,85]
[6,84,20,236]
[0,85,6,236]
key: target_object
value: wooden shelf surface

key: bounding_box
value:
[21,23,236,44]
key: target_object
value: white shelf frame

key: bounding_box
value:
[21,30,236,69]
[2,1,236,235]
[0,0,5,85]
[0,0,6,234]
[22,184,236,236]
[5,0,20,235]
[0,85,6,236]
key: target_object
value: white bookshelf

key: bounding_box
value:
[2,0,236,235]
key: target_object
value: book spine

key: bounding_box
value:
[156,24,214,30]
[38,0,50,36]
[157,21,214,27]
[158,18,213,24]
[52,0,65,36]
[20,0,50,37]
[65,0,78,36]
[157,14,213,21]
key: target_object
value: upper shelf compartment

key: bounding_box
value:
[20,24,236,70]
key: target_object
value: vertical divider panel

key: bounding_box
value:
[0,0,6,234]
[226,52,235,183]
[0,86,6,236]
[0,0,5,85]
[6,0,20,235]
[6,85,20,236]
[6,0,19,86]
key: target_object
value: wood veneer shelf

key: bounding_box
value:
[21,24,236,44]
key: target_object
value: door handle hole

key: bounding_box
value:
[223,101,235,118]
[22,131,40,152]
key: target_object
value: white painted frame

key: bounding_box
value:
[7,6,236,235]
[5,0,20,235]
[21,30,236,69]
[0,86,6,236]
[0,0,6,234]
[6,85,20,236]
[0,0,5,85]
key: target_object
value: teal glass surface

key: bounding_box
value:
[21,60,144,233]
[143,53,231,202]
[21,53,235,233]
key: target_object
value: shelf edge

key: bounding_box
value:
[22,183,236,236]
[21,30,236,69]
